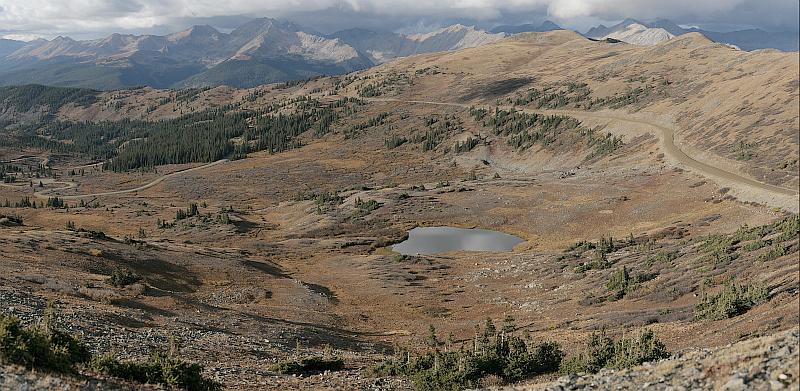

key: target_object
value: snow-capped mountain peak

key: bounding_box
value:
[605,23,675,45]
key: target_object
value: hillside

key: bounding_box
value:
[348,30,799,195]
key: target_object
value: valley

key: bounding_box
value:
[0,29,798,390]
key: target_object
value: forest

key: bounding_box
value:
[0,85,363,171]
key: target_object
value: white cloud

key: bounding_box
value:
[0,0,796,39]
[2,33,44,41]
[545,0,748,19]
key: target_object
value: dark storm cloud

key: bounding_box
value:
[0,0,796,41]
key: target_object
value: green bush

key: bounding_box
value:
[1,309,218,389]
[0,308,90,373]
[756,244,787,263]
[91,352,221,391]
[698,234,738,264]
[774,215,799,242]
[385,135,408,149]
[574,250,611,273]
[643,250,679,268]
[606,267,656,300]
[742,240,767,252]
[351,197,382,218]
[372,319,563,390]
[270,356,345,375]
[560,328,668,374]
[606,267,633,300]
[694,283,769,321]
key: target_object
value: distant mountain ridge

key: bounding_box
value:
[490,21,563,34]
[585,18,799,50]
[0,39,27,58]
[602,22,675,46]
[0,20,505,89]
[330,24,506,64]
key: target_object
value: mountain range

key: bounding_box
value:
[488,18,797,50]
[0,19,506,90]
[0,17,796,90]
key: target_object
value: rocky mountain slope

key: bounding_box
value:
[586,19,679,46]
[602,23,675,46]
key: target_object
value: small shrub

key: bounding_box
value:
[271,356,344,375]
[606,267,632,300]
[354,198,381,212]
[606,267,656,300]
[176,203,199,220]
[0,214,23,225]
[91,352,221,391]
[698,234,738,264]
[742,240,767,252]
[694,283,769,321]
[385,135,408,149]
[372,318,563,390]
[2,308,218,390]
[560,328,668,374]
[0,307,90,373]
[643,250,679,268]
[756,244,787,263]
[454,137,480,153]
[108,269,142,287]
[574,250,611,273]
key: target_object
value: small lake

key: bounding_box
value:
[392,226,524,255]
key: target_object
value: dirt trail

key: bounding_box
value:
[3,160,227,200]
[368,98,799,210]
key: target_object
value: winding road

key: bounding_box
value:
[1,160,226,200]
[368,97,799,202]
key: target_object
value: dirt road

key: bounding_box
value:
[1,160,227,200]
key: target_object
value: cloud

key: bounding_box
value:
[2,33,44,42]
[0,0,796,39]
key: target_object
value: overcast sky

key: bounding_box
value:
[1,0,797,41]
